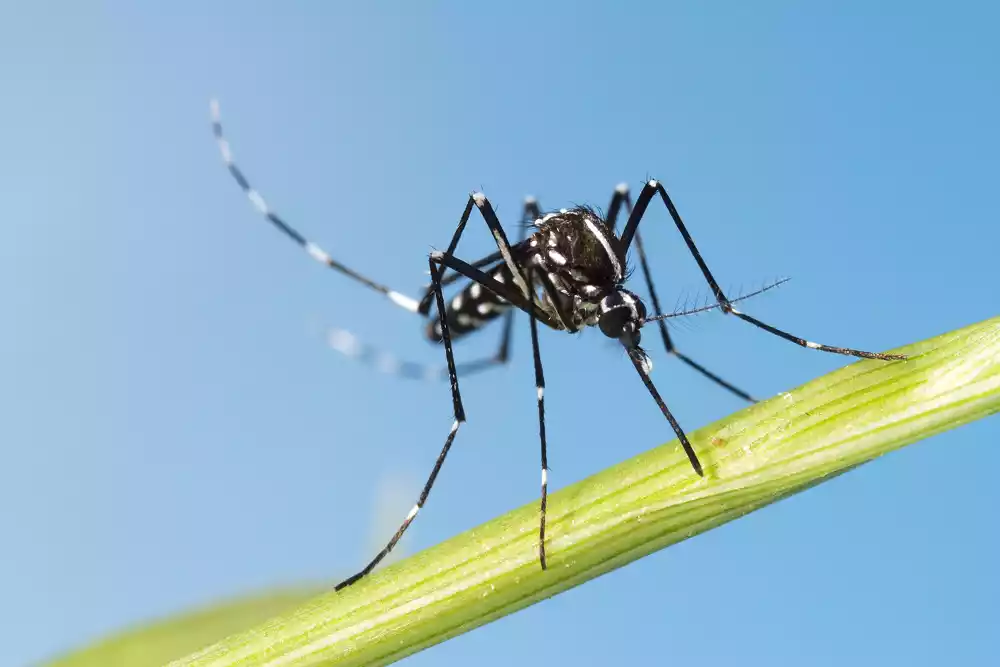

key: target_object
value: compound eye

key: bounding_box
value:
[598,307,629,339]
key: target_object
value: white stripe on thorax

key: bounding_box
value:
[583,217,621,281]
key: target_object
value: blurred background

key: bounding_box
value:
[2,2,998,665]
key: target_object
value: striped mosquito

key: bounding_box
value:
[210,100,905,590]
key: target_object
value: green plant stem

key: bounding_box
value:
[47,589,324,667]
[174,317,1000,667]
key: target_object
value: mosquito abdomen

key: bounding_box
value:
[426,265,514,342]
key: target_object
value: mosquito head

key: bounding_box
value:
[598,288,648,349]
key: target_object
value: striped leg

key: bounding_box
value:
[618,180,907,362]
[427,250,562,572]
[607,184,758,402]
[324,317,518,382]
[525,266,550,569]
[334,259,466,591]
[210,100,421,314]
[421,191,566,571]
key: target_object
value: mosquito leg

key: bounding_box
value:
[607,184,757,402]
[524,266,550,569]
[490,197,540,364]
[628,350,704,476]
[334,259,466,591]
[618,180,906,362]
[210,100,421,314]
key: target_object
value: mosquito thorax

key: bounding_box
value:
[597,288,647,347]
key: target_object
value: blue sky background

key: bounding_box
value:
[2,2,998,665]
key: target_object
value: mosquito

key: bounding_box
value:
[210,100,906,590]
